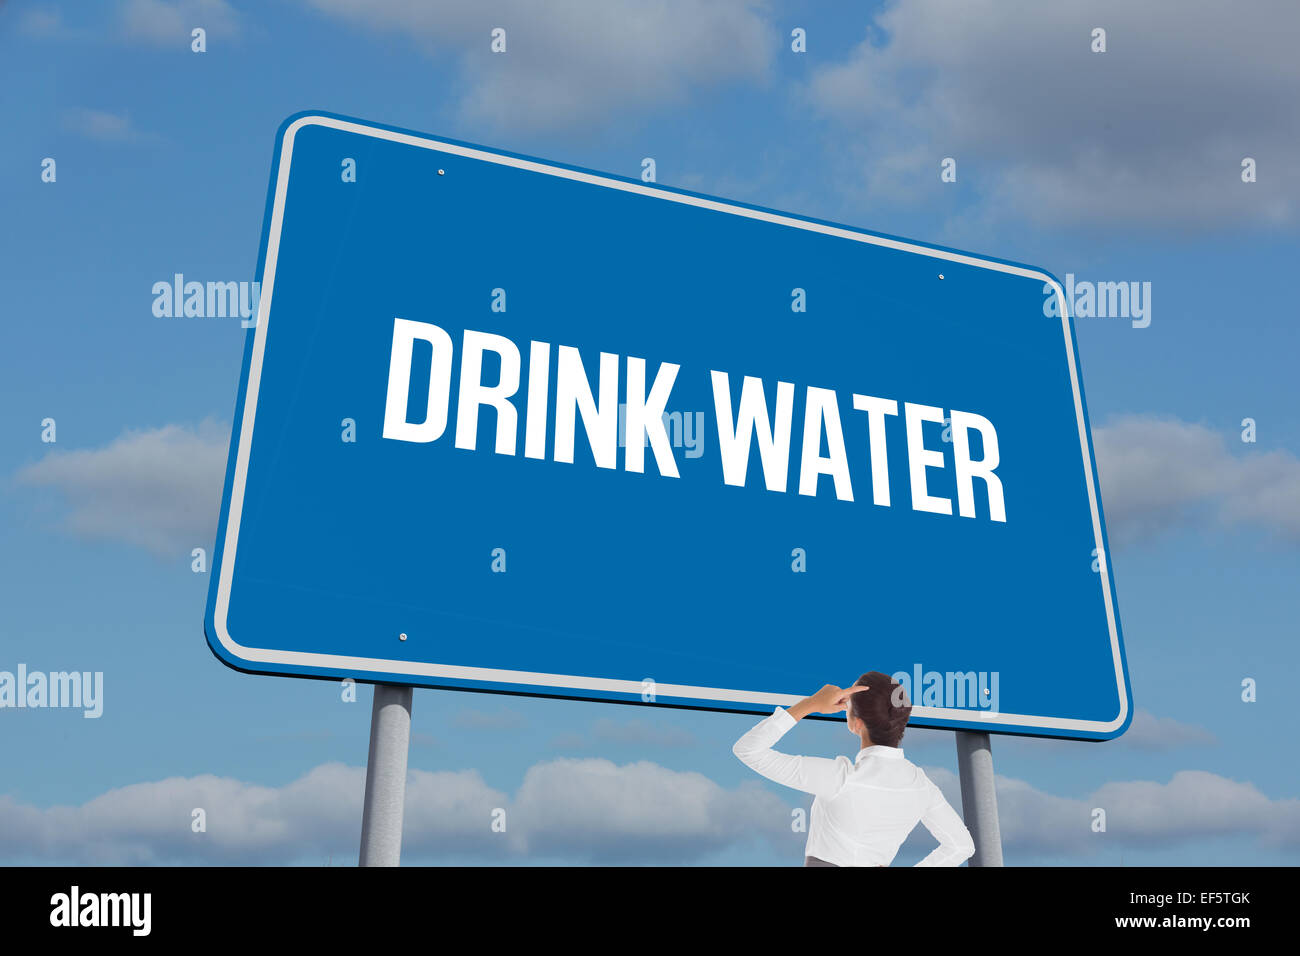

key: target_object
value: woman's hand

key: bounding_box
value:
[812,684,854,713]
[788,683,867,721]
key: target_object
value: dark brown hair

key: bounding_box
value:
[849,671,911,747]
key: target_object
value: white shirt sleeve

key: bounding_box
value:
[731,707,847,797]
[913,777,976,867]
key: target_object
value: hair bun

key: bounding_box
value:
[849,671,912,747]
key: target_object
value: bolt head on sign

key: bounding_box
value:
[205,112,1132,741]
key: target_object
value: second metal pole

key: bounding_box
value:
[955,730,1003,867]
[358,683,413,867]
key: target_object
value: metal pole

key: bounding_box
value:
[955,730,1003,867]
[358,683,412,866]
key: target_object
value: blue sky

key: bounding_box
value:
[1,0,1298,865]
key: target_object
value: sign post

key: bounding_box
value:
[358,684,412,867]
[955,730,1003,866]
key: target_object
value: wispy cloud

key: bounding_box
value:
[1118,710,1217,751]
[13,420,228,558]
[117,0,241,45]
[452,708,520,731]
[906,709,1217,755]
[551,716,698,752]
[16,4,64,37]
[1092,415,1300,547]
[805,0,1299,231]
[302,0,776,133]
[61,108,142,142]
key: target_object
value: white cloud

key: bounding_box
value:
[509,758,787,862]
[13,420,229,557]
[1119,710,1217,751]
[17,5,64,36]
[0,763,507,865]
[118,0,240,45]
[1092,415,1300,547]
[926,766,1300,857]
[0,758,788,865]
[551,716,698,751]
[1089,771,1300,847]
[453,708,520,731]
[302,0,776,132]
[807,0,1299,230]
[62,108,140,142]
[3,756,1294,864]
[909,709,1217,755]
[589,716,697,749]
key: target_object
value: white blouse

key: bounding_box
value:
[733,707,975,866]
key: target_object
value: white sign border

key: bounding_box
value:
[211,114,1130,736]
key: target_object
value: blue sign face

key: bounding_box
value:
[205,111,1132,740]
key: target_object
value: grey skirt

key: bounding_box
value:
[805,856,885,866]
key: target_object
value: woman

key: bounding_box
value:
[732,672,975,867]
